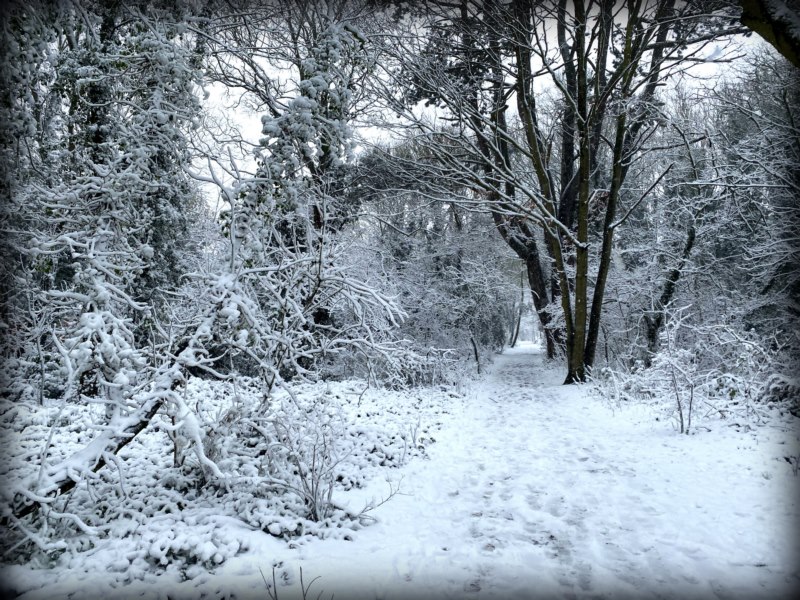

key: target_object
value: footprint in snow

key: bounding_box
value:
[574,562,593,591]
[525,488,543,510]
[545,496,565,517]
[564,506,589,532]
[464,580,481,593]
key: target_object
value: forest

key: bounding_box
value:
[0,0,798,598]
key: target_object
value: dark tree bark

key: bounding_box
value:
[643,225,697,366]
[739,0,800,68]
[6,392,168,524]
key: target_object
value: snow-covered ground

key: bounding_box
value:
[2,342,798,599]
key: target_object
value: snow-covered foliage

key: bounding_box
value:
[351,143,524,372]
[0,373,457,571]
[1,1,797,596]
[201,21,415,393]
[593,50,799,432]
[591,312,799,434]
[2,344,798,599]
[226,22,364,260]
[3,2,204,413]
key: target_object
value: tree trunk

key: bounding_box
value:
[510,308,522,347]
[509,269,524,348]
[585,1,675,376]
[6,303,222,524]
[8,383,169,524]
[470,335,481,374]
[739,0,800,68]
[490,205,562,360]
[526,253,562,358]
[643,224,696,366]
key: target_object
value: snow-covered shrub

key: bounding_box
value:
[170,376,450,539]
[136,513,250,580]
[757,373,800,418]
[590,363,652,406]
[592,309,795,432]
[197,384,364,529]
[590,317,698,433]
[355,344,459,389]
[1,325,457,574]
[695,328,798,424]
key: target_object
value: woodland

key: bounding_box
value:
[0,0,798,597]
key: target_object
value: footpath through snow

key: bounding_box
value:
[210,341,800,600]
[7,342,799,599]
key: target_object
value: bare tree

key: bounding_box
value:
[379,0,746,382]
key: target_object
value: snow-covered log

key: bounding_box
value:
[6,302,220,523]
[8,385,170,523]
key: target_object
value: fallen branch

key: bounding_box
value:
[6,366,179,523]
[4,300,223,525]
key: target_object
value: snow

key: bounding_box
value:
[2,342,798,599]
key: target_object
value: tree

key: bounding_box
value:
[381,0,745,382]
[1,0,210,527]
[0,0,61,400]
[712,47,800,384]
[353,142,521,371]
[4,1,409,528]
[596,45,799,422]
[738,0,800,67]
[0,0,206,409]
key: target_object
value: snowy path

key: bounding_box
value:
[236,342,799,600]
[8,343,797,600]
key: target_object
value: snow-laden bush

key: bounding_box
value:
[200,387,351,525]
[0,370,457,573]
[172,377,450,540]
[362,346,460,389]
[203,395,378,529]
[591,309,796,432]
[136,513,250,580]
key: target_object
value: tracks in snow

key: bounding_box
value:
[303,341,798,600]
[361,342,796,599]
